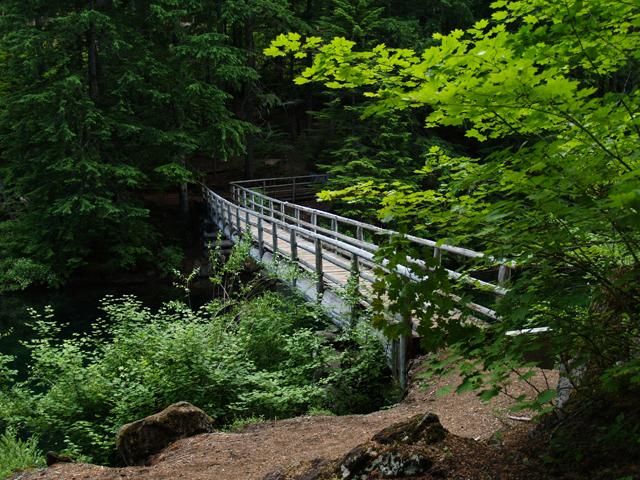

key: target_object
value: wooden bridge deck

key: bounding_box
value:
[243,217,367,291]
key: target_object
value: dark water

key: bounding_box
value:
[0,282,203,379]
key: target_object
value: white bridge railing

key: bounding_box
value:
[203,175,513,385]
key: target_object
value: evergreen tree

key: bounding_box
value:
[317,0,385,48]
[0,0,259,290]
[281,0,488,222]
[0,0,491,290]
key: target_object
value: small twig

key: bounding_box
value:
[499,388,520,402]
[511,367,542,396]
[507,414,532,422]
[541,368,551,392]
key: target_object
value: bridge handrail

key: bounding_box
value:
[203,184,506,321]
[230,178,507,263]
[229,174,328,186]
[221,186,507,296]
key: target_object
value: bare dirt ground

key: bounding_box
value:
[13,365,558,480]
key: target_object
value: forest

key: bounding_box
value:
[1,0,639,479]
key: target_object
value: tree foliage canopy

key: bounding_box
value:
[266,0,640,406]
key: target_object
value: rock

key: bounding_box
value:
[271,415,448,480]
[45,451,73,466]
[116,401,215,465]
[372,412,446,445]
[372,449,433,478]
[339,445,377,479]
[338,444,433,479]
[337,415,445,480]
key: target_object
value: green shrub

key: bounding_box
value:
[0,428,44,479]
[0,292,392,464]
[0,256,59,292]
[324,322,400,415]
[0,235,394,465]
[224,415,267,432]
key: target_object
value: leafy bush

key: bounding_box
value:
[0,428,44,479]
[0,256,59,293]
[324,322,399,415]
[224,415,267,432]
[0,291,391,465]
[0,233,393,465]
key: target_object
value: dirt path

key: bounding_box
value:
[14,369,557,480]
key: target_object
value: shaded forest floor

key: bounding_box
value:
[13,364,566,480]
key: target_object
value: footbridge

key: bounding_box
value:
[202,175,512,386]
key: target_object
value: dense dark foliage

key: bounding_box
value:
[0,0,489,291]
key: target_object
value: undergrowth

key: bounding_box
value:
[0,428,44,479]
[0,234,395,468]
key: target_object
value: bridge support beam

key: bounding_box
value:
[391,314,412,392]
[397,332,410,391]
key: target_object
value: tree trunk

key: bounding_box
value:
[179,182,189,216]
[244,137,254,179]
[242,18,256,180]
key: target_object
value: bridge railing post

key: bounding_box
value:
[249,191,258,215]
[290,229,298,262]
[290,229,298,287]
[249,191,256,215]
[257,216,264,258]
[350,254,360,324]
[272,222,278,257]
[433,247,442,265]
[498,264,512,285]
[315,238,324,299]
[497,264,512,302]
